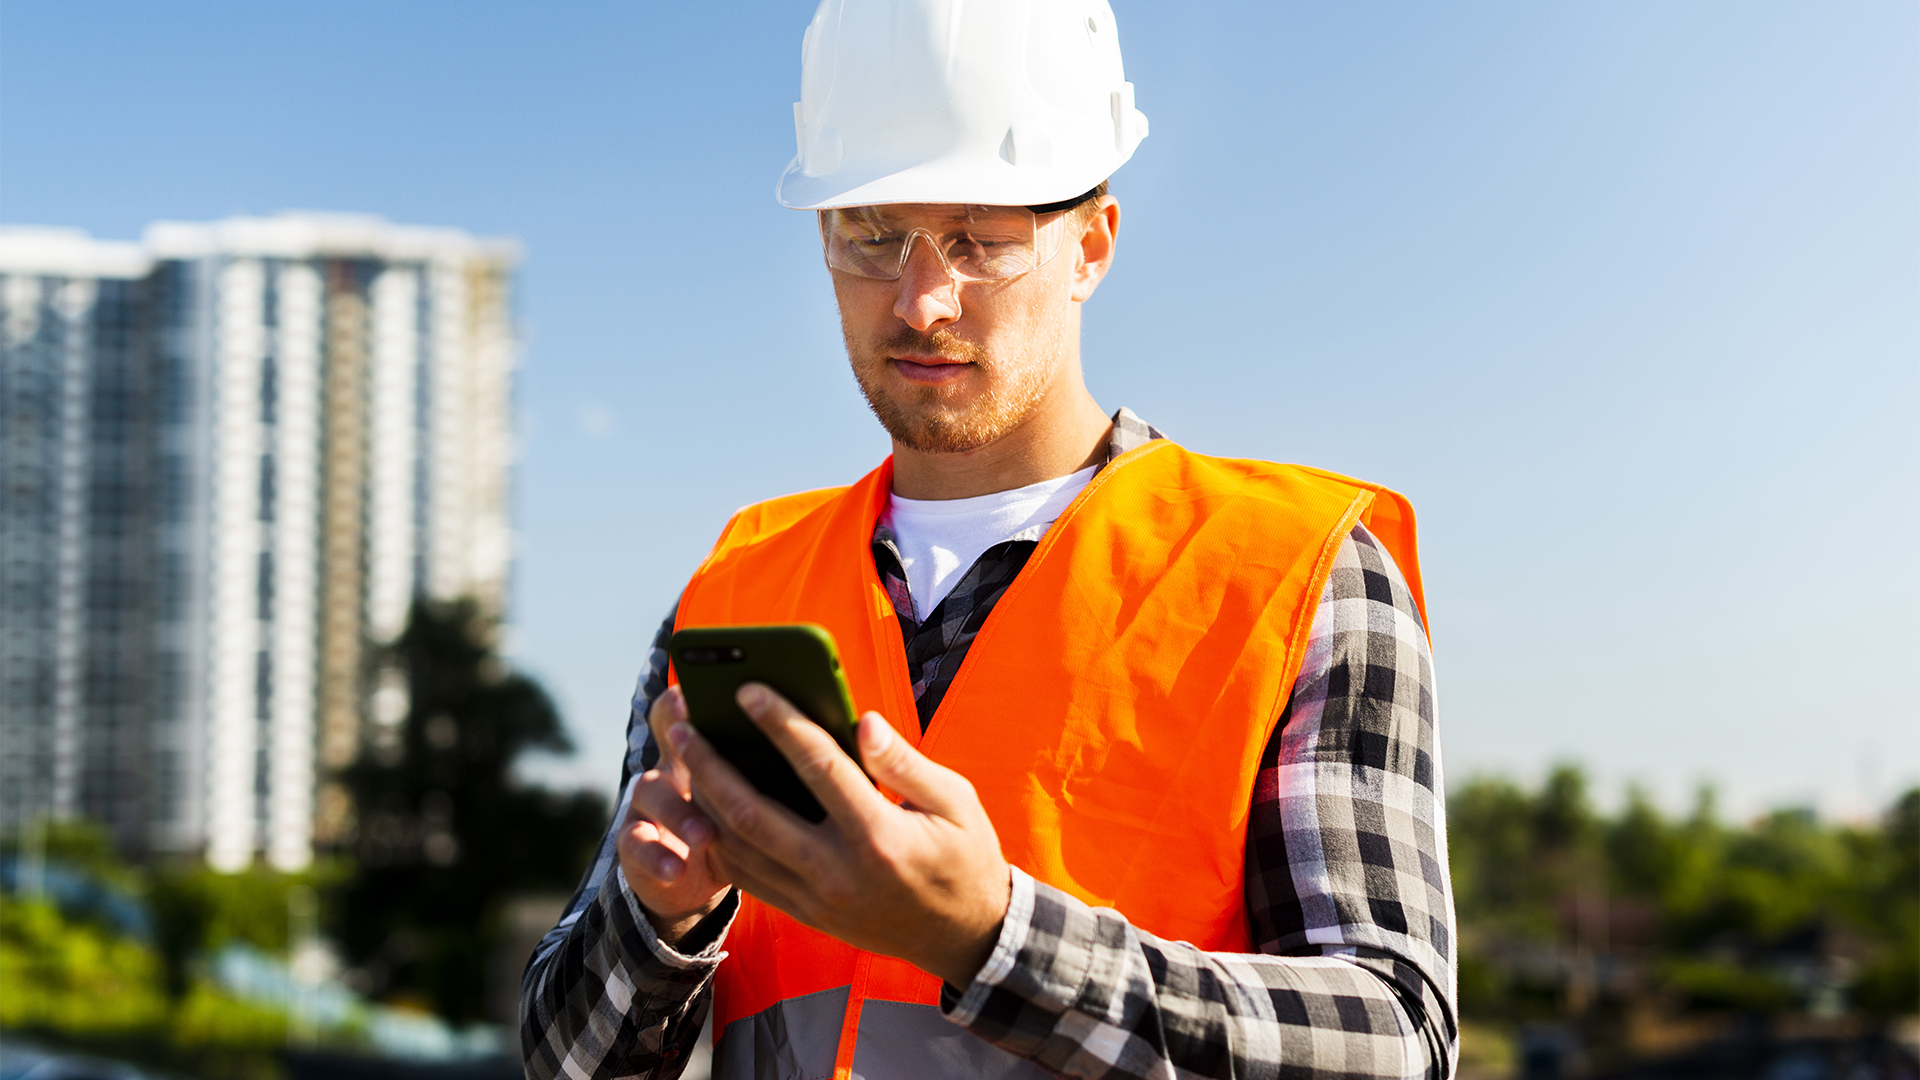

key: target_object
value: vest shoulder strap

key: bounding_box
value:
[1224,455,1428,637]
[704,483,855,560]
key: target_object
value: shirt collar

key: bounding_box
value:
[1103,406,1164,466]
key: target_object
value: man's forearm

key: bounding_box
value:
[943,872,1451,1080]
[943,524,1456,1080]
[519,807,735,1080]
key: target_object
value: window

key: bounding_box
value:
[256,550,274,621]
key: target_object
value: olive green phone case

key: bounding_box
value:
[667,623,861,823]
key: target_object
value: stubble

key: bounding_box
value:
[843,321,1060,455]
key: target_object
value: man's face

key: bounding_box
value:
[828,201,1111,454]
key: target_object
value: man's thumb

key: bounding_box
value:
[858,713,963,816]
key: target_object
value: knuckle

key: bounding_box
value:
[636,777,688,820]
[626,777,654,818]
[787,837,830,876]
[619,835,660,870]
[651,722,679,755]
[792,746,840,783]
[666,758,692,795]
[717,789,765,835]
[615,826,644,856]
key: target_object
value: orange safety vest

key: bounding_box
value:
[672,439,1426,1080]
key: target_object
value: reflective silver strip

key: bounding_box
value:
[715,985,846,1080]
[716,991,1052,1080]
[851,1000,1054,1079]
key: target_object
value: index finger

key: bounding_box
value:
[647,685,692,788]
[735,682,890,828]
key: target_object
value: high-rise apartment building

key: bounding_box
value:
[0,228,154,864]
[0,214,518,872]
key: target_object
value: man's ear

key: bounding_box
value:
[1069,198,1121,303]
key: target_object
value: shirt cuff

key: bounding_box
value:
[943,866,1053,1023]
[611,861,738,967]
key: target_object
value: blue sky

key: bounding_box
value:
[4,1,1914,819]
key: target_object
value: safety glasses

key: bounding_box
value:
[819,204,1070,283]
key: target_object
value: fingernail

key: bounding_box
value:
[668,723,692,750]
[737,684,766,711]
[656,853,683,881]
[680,815,711,846]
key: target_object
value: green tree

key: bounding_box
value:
[336,598,607,1022]
[1604,786,1679,899]
[0,897,167,1034]
[0,822,299,1080]
[1449,765,1601,943]
[1850,788,1919,1016]
[1451,771,1920,1032]
[149,863,339,999]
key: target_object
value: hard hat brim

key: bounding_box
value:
[775,113,1147,210]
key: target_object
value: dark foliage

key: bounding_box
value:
[335,599,608,1022]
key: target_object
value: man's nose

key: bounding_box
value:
[892,235,962,331]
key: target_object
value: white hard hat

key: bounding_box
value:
[777,0,1149,210]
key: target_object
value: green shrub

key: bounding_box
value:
[0,897,167,1033]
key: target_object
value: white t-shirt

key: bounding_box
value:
[883,465,1098,623]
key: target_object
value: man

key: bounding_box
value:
[521,2,1457,1078]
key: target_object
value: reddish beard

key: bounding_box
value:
[845,324,1049,455]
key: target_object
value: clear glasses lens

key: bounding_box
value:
[820,204,1064,282]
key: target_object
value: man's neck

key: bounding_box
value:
[889,383,1113,501]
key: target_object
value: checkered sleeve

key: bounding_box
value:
[943,524,1458,1079]
[519,603,741,1080]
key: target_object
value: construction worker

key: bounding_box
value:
[520,1,1457,1078]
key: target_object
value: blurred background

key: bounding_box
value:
[0,2,1914,1079]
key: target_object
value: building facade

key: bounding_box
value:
[0,229,155,864]
[0,215,518,872]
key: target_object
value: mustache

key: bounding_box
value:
[878,325,988,364]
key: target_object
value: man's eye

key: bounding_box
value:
[949,237,1018,255]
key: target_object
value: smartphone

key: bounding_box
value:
[666,623,861,823]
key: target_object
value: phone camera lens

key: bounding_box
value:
[728,647,745,661]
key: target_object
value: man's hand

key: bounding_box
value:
[617,685,733,946]
[667,684,1012,989]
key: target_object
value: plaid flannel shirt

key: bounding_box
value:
[520,409,1458,1080]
